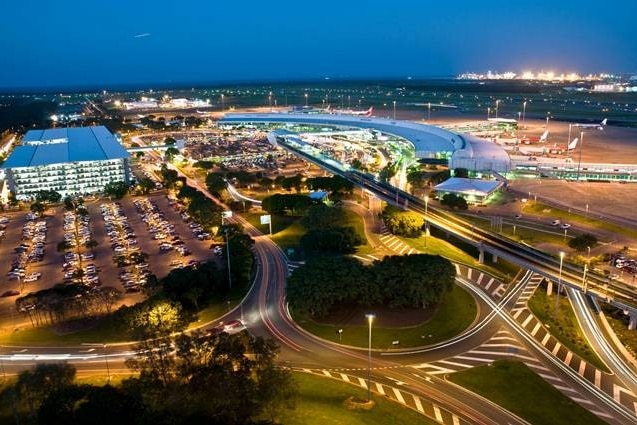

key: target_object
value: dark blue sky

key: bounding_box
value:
[1,0,636,88]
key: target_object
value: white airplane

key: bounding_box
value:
[325,105,374,117]
[572,118,607,130]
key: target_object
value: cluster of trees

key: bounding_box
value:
[440,193,468,210]
[382,205,425,237]
[406,166,449,190]
[287,254,454,318]
[300,204,362,254]
[569,233,598,252]
[305,176,354,194]
[261,194,315,215]
[16,284,121,326]
[160,172,224,229]
[2,333,296,424]
[104,181,130,199]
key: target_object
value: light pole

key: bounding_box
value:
[495,100,500,119]
[220,94,225,111]
[487,107,491,120]
[522,101,527,128]
[577,131,585,181]
[365,313,375,402]
[304,93,308,107]
[554,251,565,319]
[427,102,431,121]
[103,343,110,384]
[392,100,396,120]
[582,263,589,293]
[268,91,272,112]
[424,195,429,249]
[226,228,232,290]
[567,123,573,159]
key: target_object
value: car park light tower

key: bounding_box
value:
[365,313,375,402]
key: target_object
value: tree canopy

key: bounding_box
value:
[287,254,454,318]
[382,205,424,237]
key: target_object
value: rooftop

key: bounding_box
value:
[2,126,129,168]
[434,177,503,196]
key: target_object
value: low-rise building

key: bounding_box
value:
[2,126,130,200]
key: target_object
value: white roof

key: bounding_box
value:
[434,177,503,196]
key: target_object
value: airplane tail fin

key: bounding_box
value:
[365,106,373,117]
[601,118,608,126]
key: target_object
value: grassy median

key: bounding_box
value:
[448,360,607,425]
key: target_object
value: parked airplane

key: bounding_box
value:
[572,118,607,130]
[325,105,374,117]
[520,130,549,144]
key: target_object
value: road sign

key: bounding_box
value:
[222,210,233,219]
[260,215,271,225]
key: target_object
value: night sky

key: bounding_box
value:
[1,0,636,88]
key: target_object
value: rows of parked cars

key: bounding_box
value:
[7,216,47,291]
[61,209,99,286]
[609,253,637,277]
[134,198,191,257]
[100,202,149,293]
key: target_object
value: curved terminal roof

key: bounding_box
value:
[221,113,463,158]
[220,113,511,172]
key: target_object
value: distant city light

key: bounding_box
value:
[457,70,611,82]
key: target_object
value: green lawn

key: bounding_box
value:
[522,201,637,239]
[529,286,609,372]
[448,360,607,425]
[274,372,438,425]
[343,209,374,255]
[460,214,572,247]
[292,284,477,349]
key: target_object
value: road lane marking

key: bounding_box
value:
[521,315,534,328]
[375,382,385,395]
[484,277,494,290]
[358,377,367,388]
[340,373,350,383]
[438,359,471,368]
[433,405,443,422]
[564,351,573,366]
[541,333,551,346]
[578,360,587,376]
[595,369,601,388]
[392,387,405,404]
[322,370,332,377]
[512,309,525,319]
[452,414,461,425]
[467,269,472,280]
[530,323,541,336]
[476,273,484,285]
[552,342,562,356]
[413,395,424,413]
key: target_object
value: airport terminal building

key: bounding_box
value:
[219,113,511,173]
[2,126,131,199]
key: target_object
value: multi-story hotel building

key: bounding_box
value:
[2,126,130,199]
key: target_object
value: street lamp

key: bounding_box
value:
[365,313,375,402]
[487,107,491,120]
[424,195,429,249]
[103,343,111,384]
[522,100,527,128]
[268,91,272,112]
[392,100,396,120]
[577,131,585,181]
[304,93,308,107]
[554,251,565,319]
[220,94,225,111]
[495,100,500,119]
[427,102,431,121]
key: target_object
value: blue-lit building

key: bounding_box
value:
[2,126,131,199]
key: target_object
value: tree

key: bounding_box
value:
[30,201,46,216]
[440,193,468,210]
[164,146,179,161]
[382,205,424,237]
[205,172,227,195]
[302,204,346,230]
[17,363,76,418]
[35,189,62,204]
[137,177,156,195]
[104,181,129,199]
[301,227,362,254]
[569,233,598,252]
[164,136,177,145]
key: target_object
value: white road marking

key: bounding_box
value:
[433,405,443,422]
[413,395,424,413]
[392,387,405,404]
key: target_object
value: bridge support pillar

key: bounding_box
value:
[546,279,554,296]
[492,254,498,263]
[478,248,484,264]
[629,313,637,331]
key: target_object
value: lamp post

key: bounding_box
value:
[427,102,431,121]
[304,93,308,107]
[495,100,500,119]
[582,263,589,293]
[487,107,491,120]
[103,343,111,384]
[522,101,527,128]
[365,313,375,402]
[577,131,585,181]
[392,100,396,120]
[554,251,565,319]
[424,195,429,249]
[220,94,225,111]
[268,91,272,112]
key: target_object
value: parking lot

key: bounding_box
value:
[0,192,216,317]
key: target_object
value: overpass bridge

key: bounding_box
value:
[272,132,637,325]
